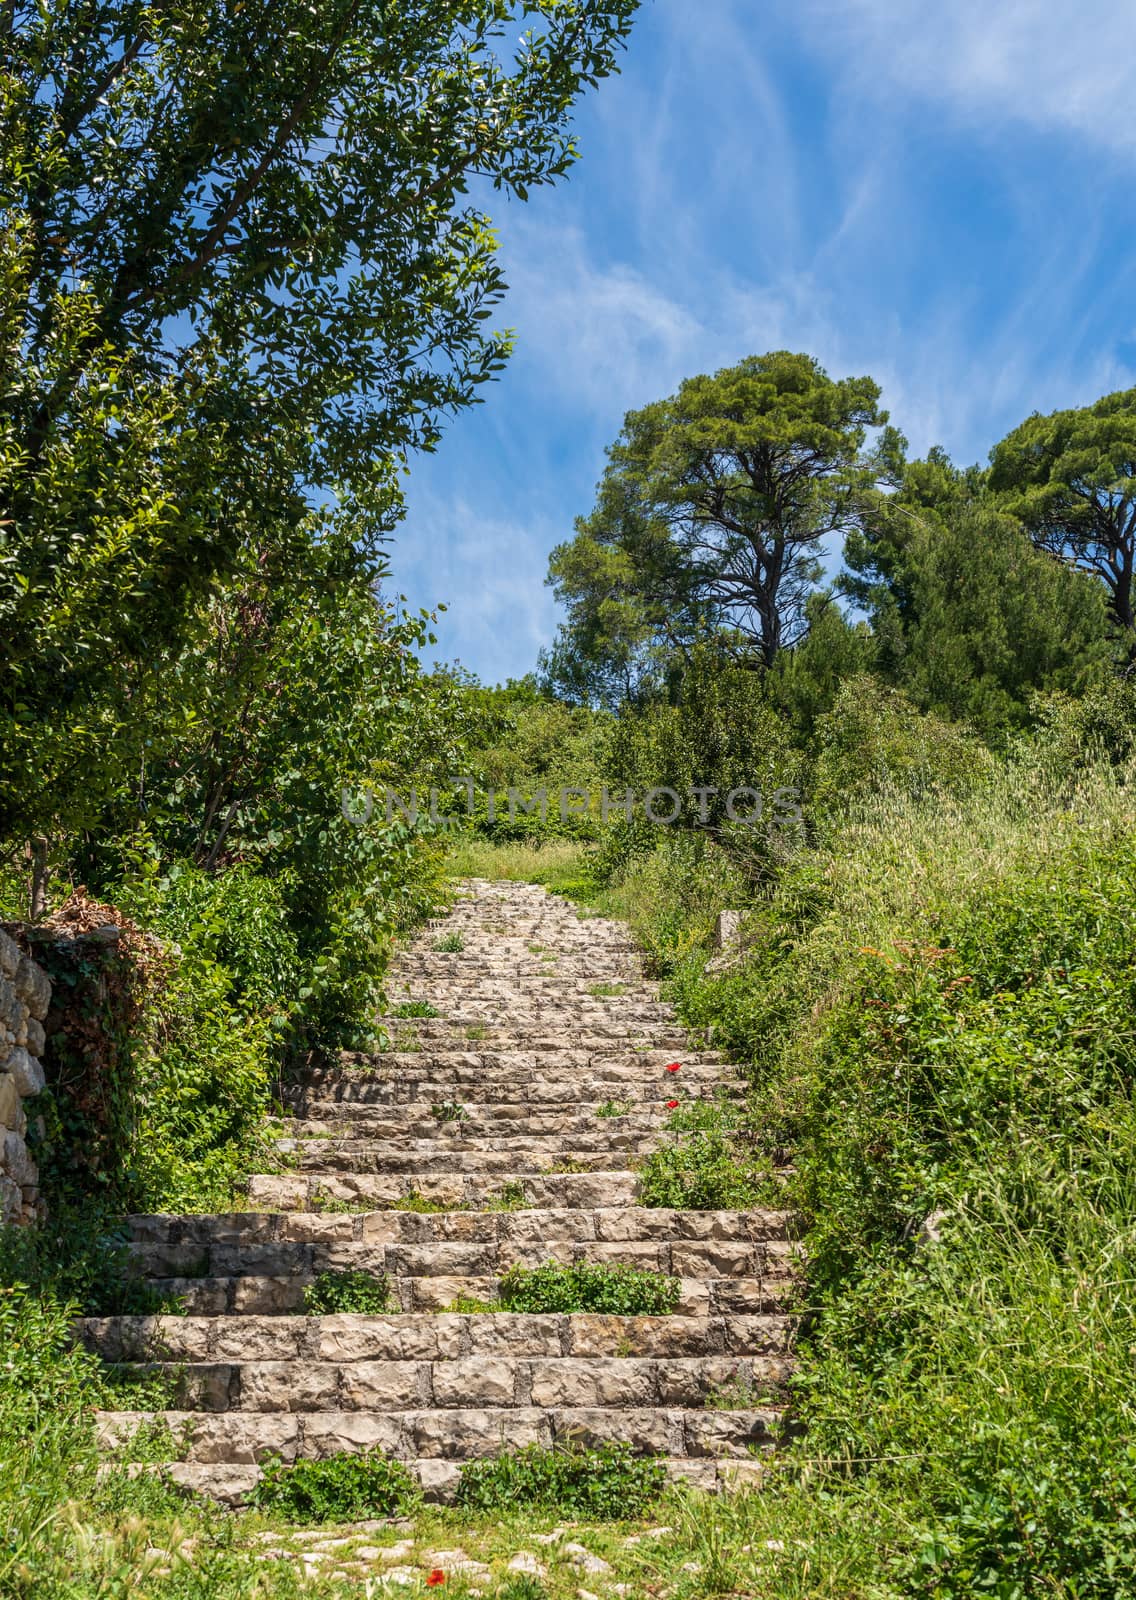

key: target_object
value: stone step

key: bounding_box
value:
[128,1231,795,1283]
[336,1049,726,1071]
[116,1454,769,1507]
[307,1067,733,1104]
[96,1403,789,1465]
[283,1105,674,1139]
[79,1311,794,1364]
[379,1026,696,1050]
[130,1271,795,1317]
[380,998,676,1020]
[108,1352,793,1414]
[246,1169,645,1212]
[277,1140,655,1175]
[126,1207,790,1247]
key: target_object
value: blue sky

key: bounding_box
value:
[390,0,1136,685]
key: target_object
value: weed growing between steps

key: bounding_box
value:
[497,1261,680,1315]
[303,1269,394,1315]
[249,1452,419,1522]
[456,1442,665,1518]
[637,1099,774,1210]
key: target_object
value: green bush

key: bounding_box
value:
[811,675,994,814]
[455,1441,665,1518]
[637,1126,770,1211]
[608,748,1136,1596]
[303,1270,394,1315]
[248,1450,419,1522]
[497,1260,680,1315]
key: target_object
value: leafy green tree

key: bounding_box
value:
[989,388,1136,642]
[844,449,1112,737]
[80,525,469,1042]
[0,0,639,854]
[546,351,897,692]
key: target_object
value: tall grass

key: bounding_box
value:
[599,749,1136,1597]
[444,835,590,892]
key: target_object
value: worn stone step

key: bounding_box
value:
[128,1231,795,1284]
[303,1067,735,1105]
[379,1025,696,1050]
[79,1310,794,1364]
[126,1207,789,1248]
[113,1352,793,1414]
[332,1048,726,1072]
[96,1403,790,1463]
[132,1269,796,1317]
[277,1141,654,1175]
[115,1454,768,1507]
[283,1105,675,1139]
[246,1169,645,1212]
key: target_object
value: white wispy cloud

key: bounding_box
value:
[790,0,1136,152]
[393,487,563,681]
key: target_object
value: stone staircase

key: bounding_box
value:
[84,878,797,1505]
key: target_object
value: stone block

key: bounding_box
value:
[465,1315,562,1358]
[338,1361,424,1410]
[317,1314,462,1363]
[301,1411,402,1459]
[24,1018,45,1057]
[6,1048,44,1099]
[408,1406,547,1459]
[671,1242,758,1278]
[238,1362,342,1413]
[14,955,50,1021]
[415,1457,461,1502]
[175,1364,235,1413]
[552,1406,676,1455]
[0,931,20,980]
[0,1076,23,1131]
[230,1277,304,1316]
[212,1318,306,1363]
[188,1414,299,1464]
[431,1356,516,1408]
[529,1359,655,1409]
[2,1130,37,1188]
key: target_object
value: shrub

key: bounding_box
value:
[497,1260,680,1315]
[303,1270,393,1315]
[391,1000,440,1018]
[249,1451,419,1522]
[455,1441,665,1518]
[811,676,994,814]
[637,1126,770,1211]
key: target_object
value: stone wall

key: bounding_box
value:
[0,929,50,1224]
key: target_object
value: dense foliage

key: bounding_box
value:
[248,1451,419,1523]
[455,1441,666,1518]
[496,1259,680,1315]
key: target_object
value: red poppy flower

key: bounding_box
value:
[666,1099,679,1110]
[426,1574,446,1588]
[666,1062,682,1073]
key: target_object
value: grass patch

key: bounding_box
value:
[248,1451,419,1522]
[484,1180,531,1212]
[455,1441,665,1519]
[445,837,591,894]
[303,1270,394,1315]
[587,982,626,997]
[432,931,465,953]
[390,999,440,1018]
[497,1261,680,1316]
